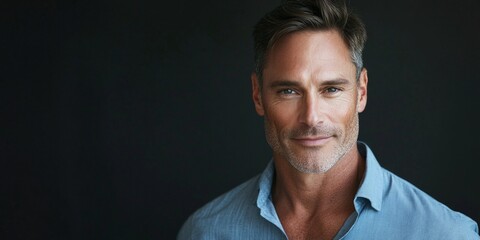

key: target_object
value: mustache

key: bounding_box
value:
[287,125,338,138]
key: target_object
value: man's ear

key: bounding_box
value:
[357,68,368,113]
[251,72,265,116]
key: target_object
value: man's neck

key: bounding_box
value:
[272,145,365,217]
[271,146,365,239]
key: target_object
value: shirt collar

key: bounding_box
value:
[257,160,285,231]
[257,142,384,212]
[354,142,383,211]
[257,160,274,210]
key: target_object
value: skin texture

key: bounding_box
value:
[251,30,368,239]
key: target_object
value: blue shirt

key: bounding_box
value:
[178,143,479,239]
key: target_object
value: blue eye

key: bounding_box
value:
[279,89,296,95]
[325,87,340,93]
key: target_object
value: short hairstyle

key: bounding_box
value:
[253,0,367,82]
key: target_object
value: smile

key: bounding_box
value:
[291,136,332,147]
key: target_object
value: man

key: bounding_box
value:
[178,0,479,239]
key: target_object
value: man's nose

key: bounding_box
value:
[299,92,323,127]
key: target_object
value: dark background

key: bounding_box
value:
[2,0,479,239]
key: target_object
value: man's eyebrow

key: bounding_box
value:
[320,78,350,86]
[268,78,351,88]
[268,80,300,88]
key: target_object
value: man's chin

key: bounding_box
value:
[287,158,333,174]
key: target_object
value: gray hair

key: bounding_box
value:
[253,0,367,82]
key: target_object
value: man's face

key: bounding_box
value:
[252,30,368,174]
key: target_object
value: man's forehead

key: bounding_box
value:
[265,30,352,63]
[262,30,356,84]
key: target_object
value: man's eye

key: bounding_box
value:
[325,87,340,93]
[279,89,297,95]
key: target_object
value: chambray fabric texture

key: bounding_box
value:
[177,142,479,239]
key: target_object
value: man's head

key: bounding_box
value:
[251,0,368,174]
[253,0,367,83]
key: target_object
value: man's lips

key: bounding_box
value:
[291,136,332,147]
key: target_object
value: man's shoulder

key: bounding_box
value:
[177,175,264,239]
[191,175,260,218]
[380,169,479,236]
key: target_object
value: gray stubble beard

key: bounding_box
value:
[264,113,360,174]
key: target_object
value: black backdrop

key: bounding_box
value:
[2,0,479,239]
